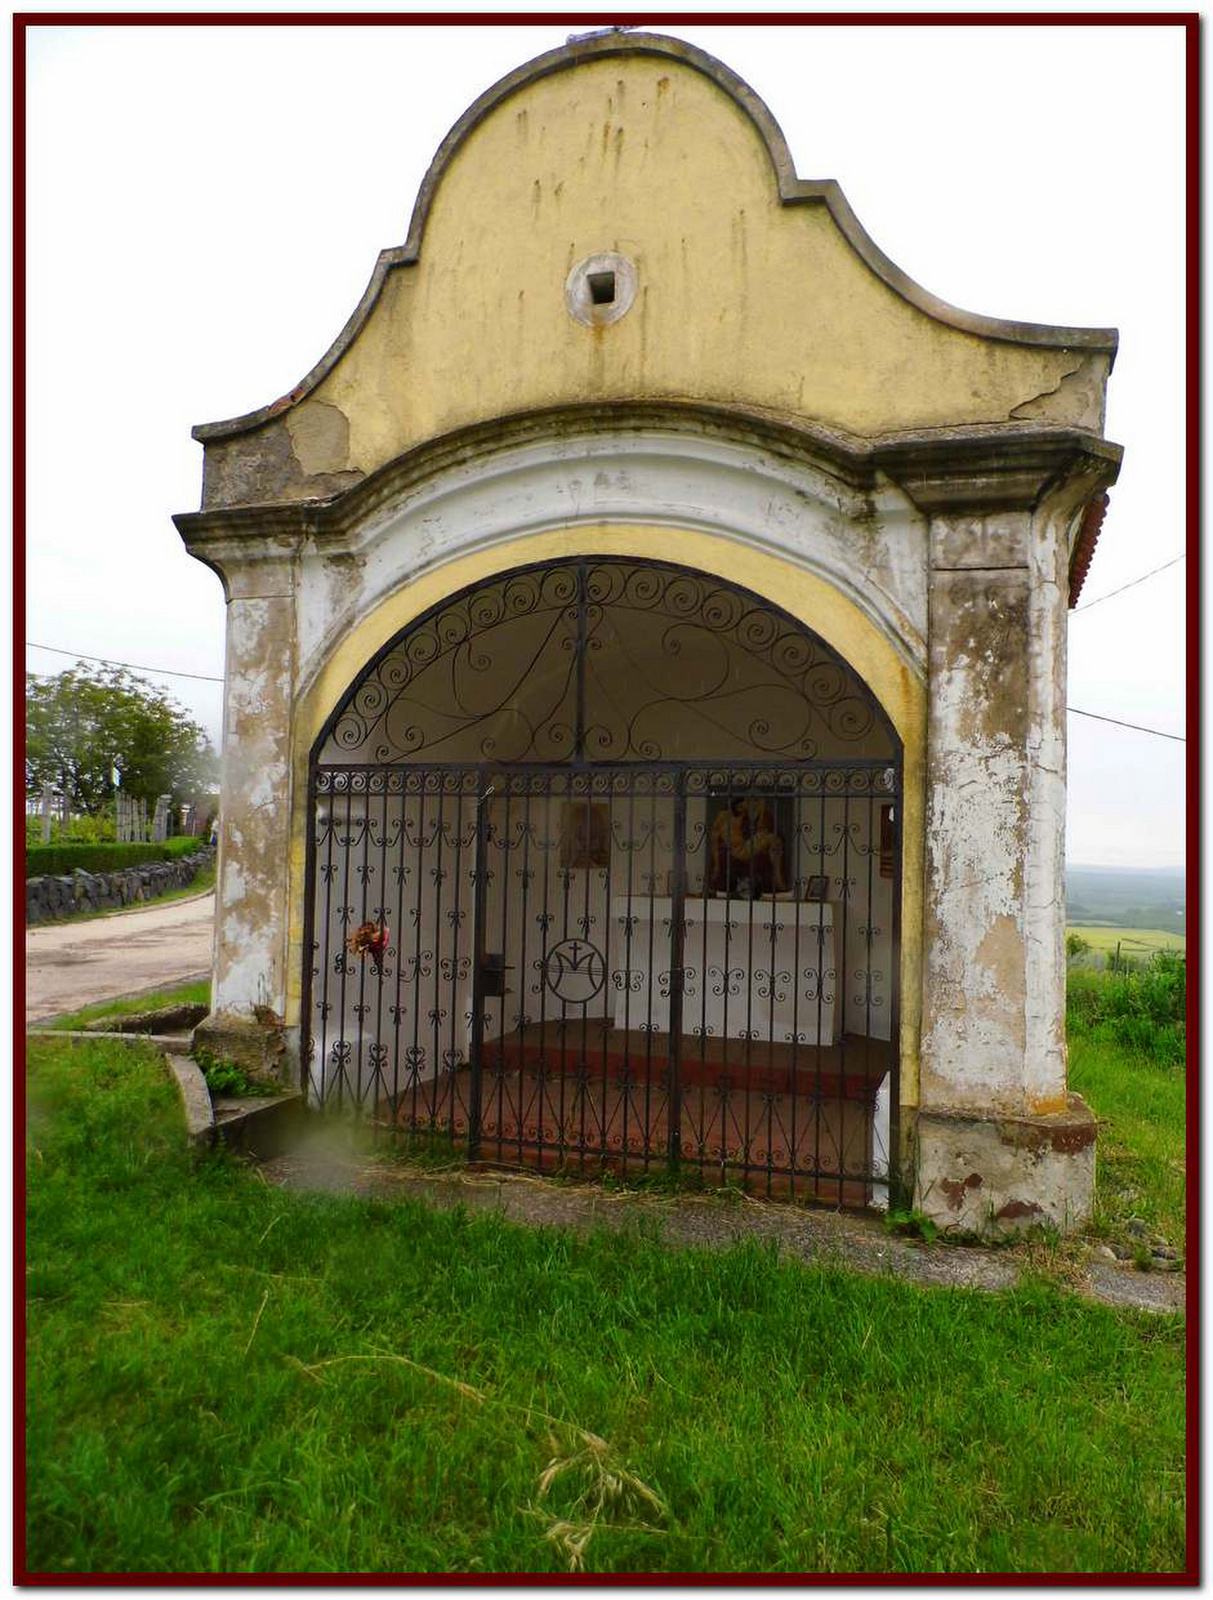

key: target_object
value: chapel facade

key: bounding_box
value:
[176,31,1121,1231]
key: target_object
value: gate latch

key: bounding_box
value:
[479,952,512,997]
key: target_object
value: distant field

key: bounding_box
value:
[1065,866,1185,938]
[1068,925,1186,956]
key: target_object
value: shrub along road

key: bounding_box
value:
[25,890,215,1026]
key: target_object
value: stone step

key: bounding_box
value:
[210,1091,305,1159]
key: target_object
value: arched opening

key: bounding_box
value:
[302,557,902,1204]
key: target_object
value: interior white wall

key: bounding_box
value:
[307,784,895,1104]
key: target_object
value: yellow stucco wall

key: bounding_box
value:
[269,52,1102,488]
[285,525,927,1108]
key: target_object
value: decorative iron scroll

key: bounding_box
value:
[322,561,892,765]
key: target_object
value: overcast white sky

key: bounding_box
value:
[23,19,1188,869]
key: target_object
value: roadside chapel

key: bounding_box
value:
[176,31,1122,1232]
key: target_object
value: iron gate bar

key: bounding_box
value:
[839,785,849,1205]
[409,784,427,1134]
[888,783,904,1196]
[468,781,489,1159]
[815,778,827,1185]
[668,775,687,1169]
[303,745,903,1199]
[309,758,900,773]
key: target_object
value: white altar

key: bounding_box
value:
[610,897,840,1045]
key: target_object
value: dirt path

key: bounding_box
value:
[25,891,215,1024]
[259,1132,1186,1318]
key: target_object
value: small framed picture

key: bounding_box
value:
[559,800,611,869]
[805,874,829,902]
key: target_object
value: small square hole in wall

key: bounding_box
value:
[565,253,635,326]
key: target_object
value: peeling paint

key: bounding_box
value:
[916,1096,1096,1235]
[286,399,353,477]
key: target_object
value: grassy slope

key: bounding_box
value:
[26,1038,1185,1576]
[43,981,212,1032]
[1069,1036,1187,1251]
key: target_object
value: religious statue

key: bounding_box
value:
[708,797,788,898]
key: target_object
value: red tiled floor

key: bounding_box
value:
[389,1026,890,1206]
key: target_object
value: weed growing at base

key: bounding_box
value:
[25,1036,1184,1576]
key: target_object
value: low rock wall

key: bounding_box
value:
[26,847,215,926]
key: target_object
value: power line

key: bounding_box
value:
[24,644,1184,742]
[1068,707,1184,742]
[1073,553,1185,612]
[26,642,224,683]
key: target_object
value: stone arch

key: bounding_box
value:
[290,407,930,705]
[286,523,927,1119]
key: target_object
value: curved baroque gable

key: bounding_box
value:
[196,32,1117,511]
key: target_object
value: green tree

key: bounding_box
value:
[25,665,217,814]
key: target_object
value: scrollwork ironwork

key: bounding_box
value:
[320,560,892,765]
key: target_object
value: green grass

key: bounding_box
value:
[43,981,212,1033]
[25,1037,1186,1576]
[1069,1035,1186,1253]
[1068,925,1186,957]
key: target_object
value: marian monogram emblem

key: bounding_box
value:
[542,938,606,1004]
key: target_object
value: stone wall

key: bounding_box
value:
[26,847,215,926]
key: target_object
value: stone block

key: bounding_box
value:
[914,1094,1096,1237]
[193,1007,290,1088]
[929,511,1031,571]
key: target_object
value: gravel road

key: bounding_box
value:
[25,891,215,1024]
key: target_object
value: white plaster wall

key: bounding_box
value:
[307,787,897,1106]
[1021,506,1072,1109]
[293,431,928,703]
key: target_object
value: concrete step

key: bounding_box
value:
[211,1092,305,1159]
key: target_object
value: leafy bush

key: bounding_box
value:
[194,1049,277,1098]
[1066,951,1186,1066]
[25,840,208,879]
[25,812,117,847]
[163,836,204,858]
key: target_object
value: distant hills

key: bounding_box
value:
[1067,864,1185,934]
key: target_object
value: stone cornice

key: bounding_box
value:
[190,30,1119,447]
[871,424,1122,515]
[175,402,1122,565]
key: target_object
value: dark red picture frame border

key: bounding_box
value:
[11,12,1200,1586]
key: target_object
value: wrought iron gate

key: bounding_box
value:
[302,560,902,1204]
